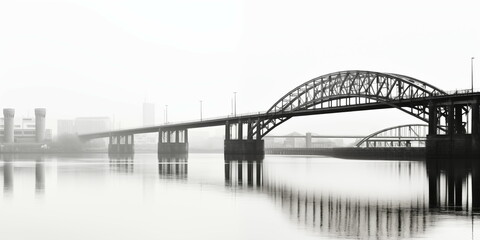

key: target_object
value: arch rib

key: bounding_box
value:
[252,70,446,139]
[355,124,428,147]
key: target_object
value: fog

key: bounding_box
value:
[1,0,479,137]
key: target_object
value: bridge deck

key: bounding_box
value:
[78,92,480,140]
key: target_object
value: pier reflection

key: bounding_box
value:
[35,157,45,193]
[109,154,134,173]
[225,159,433,239]
[158,154,188,179]
[2,154,14,194]
[1,154,45,196]
[224,156,480,239]
[427,157,480,210]
[224,160,262,187]
[3,153,480,239]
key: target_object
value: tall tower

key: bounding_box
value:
[35,108,46,142]
[143,102,155,126]
[3,108,15,143]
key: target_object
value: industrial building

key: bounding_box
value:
[57,117,111,136]
[57,119,75,136]
[0,108,50,152]
[142,102,155,126]
[136,102,157,148]
[57,117,111,150]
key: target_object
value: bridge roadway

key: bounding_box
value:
[77,70,480,159]
[79,91,480,140]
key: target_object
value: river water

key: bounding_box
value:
[0,153,478,240]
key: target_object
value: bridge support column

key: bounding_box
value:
[247,119,253,140]
[473,158,480,208]
[224,120,264,160]
[238,120,243,140]
[472,99,480,159]
[427,101,480,160]
[108,134,135,155]
[225,121,230,140]
[428,102,438,136]
[158,129,188,155]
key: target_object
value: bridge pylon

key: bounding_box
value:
[108,134,134,155]
[158,129,188,155]
[224,120,264,159]
[426,98,480,160]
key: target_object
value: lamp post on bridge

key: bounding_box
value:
[472,57,475,92]
[233,92,237,117]
[200,100,203,121]
[164,105,168,124]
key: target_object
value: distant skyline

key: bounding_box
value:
[1,0,479,136]
[142,102,155,126]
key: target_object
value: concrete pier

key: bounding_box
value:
[224,140,264,155]
[108,134,135,155]
[426,100,480,160]
[224,120,264,158]
[158,129,188,154]
[426,135,480,159]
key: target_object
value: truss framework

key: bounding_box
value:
[250,71,446,139]
[356,124,428,147]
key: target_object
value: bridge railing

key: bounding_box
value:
[161,88,479,126]
[82,111,272,136]
[102,111,269,132]
[160,111,268,126]
[432,88,480,96]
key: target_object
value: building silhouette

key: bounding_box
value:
[143,102,155,126]
[0,108,50,143]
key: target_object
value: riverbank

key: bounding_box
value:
[265,147,425,160]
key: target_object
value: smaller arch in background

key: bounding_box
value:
[355,124,428,148]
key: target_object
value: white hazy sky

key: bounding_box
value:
[1,0,479,136]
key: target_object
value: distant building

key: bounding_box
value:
[136,102,157,145]
[57,119,75,136]
[284,132,303,148]
[74,117,111,134]
[0,108,50,143]
[55,117,111,150]
[57,117,111,136]
[71,117,112,149]
[264,132,343,149]
[143,102,155,126]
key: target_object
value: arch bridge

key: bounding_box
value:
[355,124,428,148]
[78,70,480,159]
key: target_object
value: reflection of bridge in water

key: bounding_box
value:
[108,154,189,179]
[224,159,432,239]
[109,154,134,173]
[158,154,188,179]
[427,156,480,209]
[2,153,480,239]
[223,157,480,239]
[264,187,431,239]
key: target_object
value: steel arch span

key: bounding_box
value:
[251,70,446,139]
[355,124,428,148]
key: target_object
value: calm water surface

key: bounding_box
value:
[0,153,478,239]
